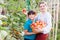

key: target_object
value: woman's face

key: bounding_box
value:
[39,4,47,12]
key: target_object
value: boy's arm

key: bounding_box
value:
[24,22,35,35]
[24,30,35,35]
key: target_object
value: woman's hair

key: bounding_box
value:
[38,1,47,7]
[27,10,36,16]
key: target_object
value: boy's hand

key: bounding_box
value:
[31,32,36,34]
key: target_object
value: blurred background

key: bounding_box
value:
[0,0,60,40]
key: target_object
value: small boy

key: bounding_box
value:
[24,10,36,40]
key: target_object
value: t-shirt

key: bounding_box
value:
[24,19,36,40]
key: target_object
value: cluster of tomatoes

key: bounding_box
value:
[31,21,46,33]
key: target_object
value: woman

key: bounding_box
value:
[35,1,52,40]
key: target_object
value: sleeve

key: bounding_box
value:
[42,14,52,34]
[24,22,29,30]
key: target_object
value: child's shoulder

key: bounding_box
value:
[24,19,31,24]
[25,20,29,24]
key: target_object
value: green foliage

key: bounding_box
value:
[0,0,26,40]
[0,0,42,40]
[0,26,7,30]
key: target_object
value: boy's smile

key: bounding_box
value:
[29,14,36,20]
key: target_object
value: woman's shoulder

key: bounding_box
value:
[45,12,52,18]
[46,12,51,16]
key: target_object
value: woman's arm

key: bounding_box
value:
[42,13,52,34]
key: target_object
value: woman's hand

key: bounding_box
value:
[34,28,43,33]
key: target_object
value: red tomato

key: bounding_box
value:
[22,8,26,14]
[34,23,37,26]
[31,21,46,33]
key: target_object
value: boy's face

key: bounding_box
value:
[39,4,47,12]
[28,14,36,20]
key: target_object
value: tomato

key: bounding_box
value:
[22,8,26,14]
[31,21,46,33]
[36,21,39,23]
[34,23,37,26]
[16,32,20,34]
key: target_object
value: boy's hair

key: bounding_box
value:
[38,1,47,7]
[27,10,36,16]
